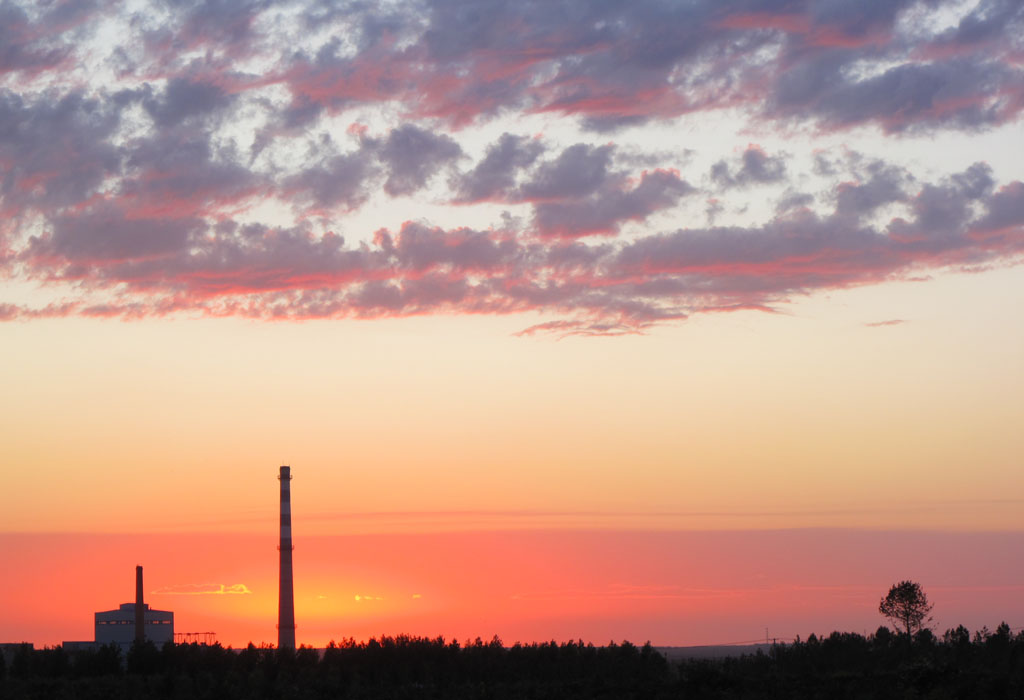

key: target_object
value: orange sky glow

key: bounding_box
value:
[3,270,1024,647]
[2,0,1023,652]
[3,529,1024,649]
[2,271,1023,647]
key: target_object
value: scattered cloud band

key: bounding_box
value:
[152,583,252,595]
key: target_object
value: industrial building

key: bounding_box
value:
[63,565,174,653]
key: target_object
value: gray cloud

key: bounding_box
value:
[2,0,1023,333]
[12,161,1021,333]
[452,133,544,203]
[120,131,265,217]
[377,124,462,197]
[0,90,122,211]
[518,144,615,201]
[834,164,912,219]
[924,0,1024,53]
[976,182,1024,233]
[285,148,377,212]
[776,191,815,213]
[711,146,787,189]
[771,57,1021,133]
[143,78,234,127]
[533,169,695,237]
[0,1,79,75]
[36,204,200,262]
[5,0,1021,139]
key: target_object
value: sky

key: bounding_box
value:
[1,0,1023,648]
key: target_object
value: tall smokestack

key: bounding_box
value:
[135,565,145,643]
[278,466,296,649]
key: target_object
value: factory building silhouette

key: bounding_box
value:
[59,466,295,651]
[95,566,174,649]
[62,566,174,653]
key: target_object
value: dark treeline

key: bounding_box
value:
[2,625,1023,699]
[0,636,667,699]
[682,624,1024,699]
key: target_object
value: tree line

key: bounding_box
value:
[2,625,1024,699]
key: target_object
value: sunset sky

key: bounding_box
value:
[2,0,1023,649]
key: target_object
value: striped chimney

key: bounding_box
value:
[277,466,296,649]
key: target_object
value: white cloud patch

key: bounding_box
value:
[152,583,252,595]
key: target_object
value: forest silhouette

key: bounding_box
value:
[3,623,1024,699]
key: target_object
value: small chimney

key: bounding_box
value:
[135,565,145,643]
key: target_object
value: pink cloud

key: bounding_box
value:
[8,161,1024,333]
[3,2,1024,334]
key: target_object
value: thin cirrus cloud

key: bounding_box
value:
[151,583,252,595]
[0,0,1022,333]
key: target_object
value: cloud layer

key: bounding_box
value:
[1,0,1022,332]
[152,583,252,595]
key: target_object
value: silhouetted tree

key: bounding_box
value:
[945,625,971,648]
[127,640,161,674]
[93,643,123,676]
[879,580,933,635]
